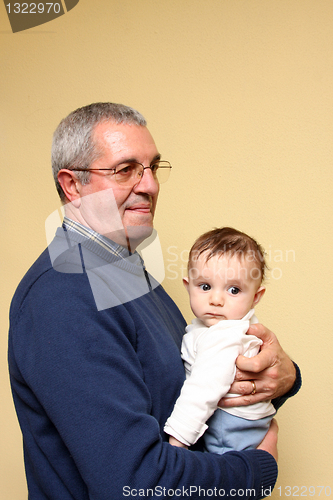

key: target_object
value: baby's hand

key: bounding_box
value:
[169,436,188,449]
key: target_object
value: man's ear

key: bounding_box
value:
[252,286,266,306]
[183,277,190,293]
[57,169,81,207]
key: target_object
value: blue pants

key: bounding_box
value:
[204,409,274,455]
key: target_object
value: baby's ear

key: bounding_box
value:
[252,286,266,306]
[183,277,189,293]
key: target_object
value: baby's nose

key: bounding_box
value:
[209,291,224,306]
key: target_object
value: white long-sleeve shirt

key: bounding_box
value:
[164,309,276,446]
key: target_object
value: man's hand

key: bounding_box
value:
[219,324,296,407]
[257,419,279,462]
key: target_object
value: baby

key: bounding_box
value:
[164,227,276,454]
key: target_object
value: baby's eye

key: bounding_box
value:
[199,283,211,291]
[228,286,240,295]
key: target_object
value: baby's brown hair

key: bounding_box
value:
[188,227,267,282]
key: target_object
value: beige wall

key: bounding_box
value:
[1,0,332,497]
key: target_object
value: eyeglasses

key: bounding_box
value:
[69,160,172,187]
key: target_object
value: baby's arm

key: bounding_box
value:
[165,323,250,447]
[168,436,188,448]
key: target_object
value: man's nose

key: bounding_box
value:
[133,167,159,195]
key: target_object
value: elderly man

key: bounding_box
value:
[9,103,301,500]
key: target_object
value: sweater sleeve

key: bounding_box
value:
[9,268,278,500]
[272,362,302,410]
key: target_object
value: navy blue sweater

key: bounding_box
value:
[8,228,286,499]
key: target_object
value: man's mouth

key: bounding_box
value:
[126,204,151,213]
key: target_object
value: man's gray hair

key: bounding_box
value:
[51,102,147,201]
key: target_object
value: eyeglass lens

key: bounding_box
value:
[115,161,171,185]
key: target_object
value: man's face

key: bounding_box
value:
[71,122,160,249]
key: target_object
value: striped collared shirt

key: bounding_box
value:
[62,216,152,292]
[62,216,130,259]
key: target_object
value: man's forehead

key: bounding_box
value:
[92,121,157,158]
[91,121,120,141]
[93,121,148,140]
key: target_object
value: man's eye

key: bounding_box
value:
[228,286,240,295]
[199,283,211,291]
[150,163,159,174]
[116,164,135,176]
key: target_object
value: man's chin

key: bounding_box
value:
[126,225,154,252]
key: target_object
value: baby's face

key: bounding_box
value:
[184,252,265,327]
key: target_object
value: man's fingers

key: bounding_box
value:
[227,323,297,405]
[235,350,275,374]
[247,323,277,344]
[234,357,260,376]
[229,379,261,395]
[218,379,274,408]
[219,393,265,408]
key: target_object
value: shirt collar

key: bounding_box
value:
[62,216,130,259]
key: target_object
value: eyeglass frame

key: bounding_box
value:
[68,160,172,185]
